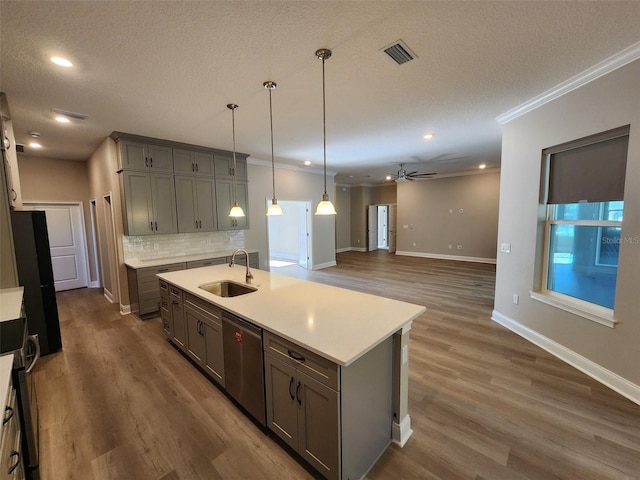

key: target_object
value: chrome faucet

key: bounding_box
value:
[229,248,254,284]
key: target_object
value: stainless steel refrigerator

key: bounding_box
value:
[10,210,62,355]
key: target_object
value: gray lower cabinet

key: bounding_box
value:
[186,257,226,269]
[160,281,172,337]
[122,171,177,235]
[264,333,340,480]
[127,263,185,318]
[175,176,216,233]
[176,292,225,386]
[170,286,186,349]
[215,179,249,230]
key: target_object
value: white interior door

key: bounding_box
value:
[367,205,378,251]
[24,202,89,291]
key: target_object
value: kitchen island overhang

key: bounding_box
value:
[158,264,425,477]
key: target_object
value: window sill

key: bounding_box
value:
[529,291,617,328]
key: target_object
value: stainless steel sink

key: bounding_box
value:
[199,280,257,297]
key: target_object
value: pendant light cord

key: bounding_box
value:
[269,86,276,199]
[231,105,239,206]
[321,55,328,197]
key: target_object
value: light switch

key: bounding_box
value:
[500,243,511,253]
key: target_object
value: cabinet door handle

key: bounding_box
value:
[195,163,199,172]
[3,406,13,425]
[288,377,295,400]
[192,162,195,172]
[199,220,202,229]
[150,157,153,167]
[296,381,302,405]
[150,221,154,231]
[145,156,149,167]
[288,350,305,363]
[155,221,158,231]
[8,451,20,474]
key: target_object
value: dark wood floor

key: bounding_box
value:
[37,251,640,479]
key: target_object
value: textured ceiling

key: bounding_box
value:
[2,1,640,185]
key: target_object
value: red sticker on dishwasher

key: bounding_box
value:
[234,331,243,343]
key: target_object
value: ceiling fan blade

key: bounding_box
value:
[411,173,437,177]
[406,171,419,176]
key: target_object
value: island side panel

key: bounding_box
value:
[341,336,393,480]
[391,324,413,446]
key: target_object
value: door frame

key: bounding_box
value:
[22,201,90,291]
[103,192,120,304]
[89,198,102,288]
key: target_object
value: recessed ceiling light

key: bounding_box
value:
[386,175,392,181]
[50,56,73,67]
[479,163,487,169]
[29,142,43,149]
[55,116,70,123]
[304,160,311,166]
[423,133,434,140]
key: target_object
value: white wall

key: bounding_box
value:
[494,59,640,398]
[245,161,336,270]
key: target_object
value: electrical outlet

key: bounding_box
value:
[412,242,416,247]
[457,245,463,250]
[153,243,159,250]
[459,208,464,214]
[448,244,452,249]
[500,243,511,253]
[449,209,454,214]
[513,294,519,305]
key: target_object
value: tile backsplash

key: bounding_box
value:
[122,230,245,262]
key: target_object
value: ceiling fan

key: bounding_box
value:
[388,163,436,182]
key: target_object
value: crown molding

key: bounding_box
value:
[247,156,336,176]
[496,41,640,125]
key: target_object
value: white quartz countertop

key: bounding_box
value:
[0,287,24,322]
[125,250,258,269]
[158,265,426,366]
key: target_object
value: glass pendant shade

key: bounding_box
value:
[267,200,284,216]
[315,48,336,216]
[229,203,245,217]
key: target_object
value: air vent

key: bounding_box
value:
[382,40,416,65]
[52,108,89,120]
[16,144,24,153]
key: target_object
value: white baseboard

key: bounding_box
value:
[313,261,337,270]
[396,251,496,264]
[90,281,101,288]
[350,247,367,252]
[491,310,640,406]
[336,247,352,253]
[391,414,413,447]
[120,304,132,316]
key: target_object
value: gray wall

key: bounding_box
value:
[335,185,351,252]
[494,59,640,389]
[396,172,500,261]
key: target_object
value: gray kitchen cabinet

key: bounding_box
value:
[175,176,216,233]
[159,281,172,337]
[214,153,247,179]
[186,257,226,269]
[215,179,249,230]
[120,140,173,173]
[184,294,225,386]
[264,333,340,480]
[170,286,186,349]
[1,369,24,480]
[173,149,214,177]
[122,171,177,235]
[127,262,185,318]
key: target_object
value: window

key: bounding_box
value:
[534,126,629,327]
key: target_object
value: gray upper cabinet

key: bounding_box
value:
[123,171,177,235]
[175,176,216,233]
[174,149,214,177]
[214,154,247,180]
[215,179,249,230]
[120,140,174,173]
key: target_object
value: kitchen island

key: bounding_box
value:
[158,263,425,480]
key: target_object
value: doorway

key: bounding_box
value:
[23,202,89,291]
[267,200,312,270]
[368,204,395,252]
[102,193,120,303]
[89,199,101,288]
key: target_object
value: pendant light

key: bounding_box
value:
[264,81,283,216]
[314,48,337,215]
[227,103,245,218]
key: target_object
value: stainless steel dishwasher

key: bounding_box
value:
[222,312,266,426]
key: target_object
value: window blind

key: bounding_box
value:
[546,126,629,205]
